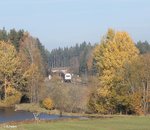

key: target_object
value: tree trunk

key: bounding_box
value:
[60,110,63,117]
[146,80,149,114]
[143,81,147,116]
[4,76,7,100]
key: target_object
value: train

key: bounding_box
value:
[61,73,72,82]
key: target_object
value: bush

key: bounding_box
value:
[5,93,22,105]
[42,98,54,110]
[5,86,22,106]
[0,91,22,107]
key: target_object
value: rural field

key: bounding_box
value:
[0,116,150,130]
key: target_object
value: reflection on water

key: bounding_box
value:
[39,113,75,120]
[0,108,78,123]
[0,108,33,123]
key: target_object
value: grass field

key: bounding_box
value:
[0,116,150,130]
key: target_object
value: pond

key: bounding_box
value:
[0,108,78,123]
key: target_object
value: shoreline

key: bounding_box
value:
[2,103,143,118]
[14,103,115,119]
[15,103,60,115]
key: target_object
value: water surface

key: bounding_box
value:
[0,108,78,123]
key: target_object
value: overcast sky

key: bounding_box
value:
[0,0,150,51]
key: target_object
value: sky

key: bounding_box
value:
[0,0,150,51]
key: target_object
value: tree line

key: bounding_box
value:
[48,39,150,75]
[0,28,49,106]
[0,27,150,115]
[0,28,50,75]
[48,42,95,75]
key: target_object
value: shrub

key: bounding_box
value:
[42,98,54,110]
[5,93,22,105]
[0,90,22,107]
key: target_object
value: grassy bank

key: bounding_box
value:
[14,103,112,118]
[0,116,150,130]
[15,103,60,115]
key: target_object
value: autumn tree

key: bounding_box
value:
[140,54,150,115]
[124,54,150,115]
[19,33,45,103]
[0,29,52,104]
[92,29,139,114]
[0,41,23,101]
[24,64,42,103]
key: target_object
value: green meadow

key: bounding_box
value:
[1,116,150,130]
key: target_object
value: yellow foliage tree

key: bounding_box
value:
[19,34,45,103]
[93,29,139,113]
[24,63,42,103]
[0,41,22,100]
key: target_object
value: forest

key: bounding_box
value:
[0,28,150,115]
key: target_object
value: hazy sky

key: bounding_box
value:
[0,0,150,51]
